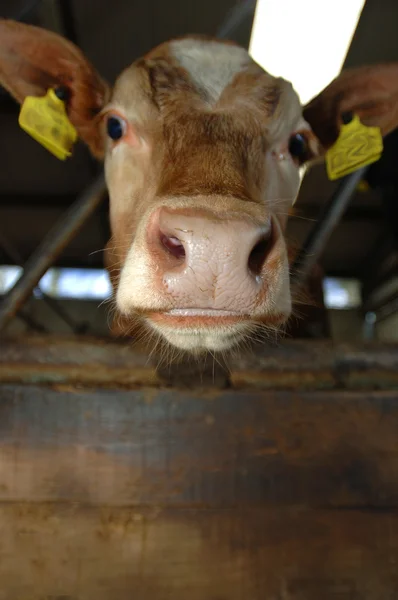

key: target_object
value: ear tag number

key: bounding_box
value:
[18,89,77,160]
[326,115,383,180]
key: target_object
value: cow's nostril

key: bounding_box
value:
[160,233,186,260]
[248,233,273,276]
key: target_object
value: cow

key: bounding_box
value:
[1,19,397,357]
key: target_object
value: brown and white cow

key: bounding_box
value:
[1,20,397,355]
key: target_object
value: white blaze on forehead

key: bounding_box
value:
[170,39,251,104]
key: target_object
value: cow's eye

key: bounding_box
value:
[107,115,126,141]
[288,132,311,165]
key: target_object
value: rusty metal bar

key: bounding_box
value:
[0,174,106,332]
[291,166,368,289]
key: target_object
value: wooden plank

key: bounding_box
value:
[0,504,397,599]
[1,335,398,389]
[0,384,398,508]
[1,337,398,597]
[0,335,162,388]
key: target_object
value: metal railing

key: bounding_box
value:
[291,167,369,289]
[0,174,106,332]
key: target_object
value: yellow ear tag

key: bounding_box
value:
[18,89,77,160]
[326,115,383,181]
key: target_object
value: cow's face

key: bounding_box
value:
[103,39,318,353]
[2,21,396,356]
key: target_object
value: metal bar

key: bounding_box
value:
[11,0,41,22]
[361,233,396,296]
[363,282,398,315]
[0,229,86,334]
[14,308,48,334]
[38,0,66,35]
[362,257,398,305]
[57,0,79,43]
[291,167,368,289]
[216,0,256,39]
[374,294,398,323]
[0,174,106,332]
[34,292,89,334]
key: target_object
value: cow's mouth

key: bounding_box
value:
[148,308,248,328]
[137,307,289,353]
[166,309,246,317]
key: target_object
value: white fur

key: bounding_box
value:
[170,39,250,104]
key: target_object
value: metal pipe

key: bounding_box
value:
[32,290,90,334]
[0,229,85,334]
[375,294,398,323]
[291,166,368,289]
[0,174,106,332]
[15,308,48,334]
[12,0,41,22]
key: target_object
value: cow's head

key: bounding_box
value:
[1,20,397,354]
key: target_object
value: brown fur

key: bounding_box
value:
[140,49,283,201]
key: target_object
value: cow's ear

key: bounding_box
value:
[0,19,110,157]
[303,63,398,149]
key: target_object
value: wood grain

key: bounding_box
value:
[0,504,397,600]
[1,336,398,597]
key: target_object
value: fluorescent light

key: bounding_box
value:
[0,266,112,300]
[249,0,365,105]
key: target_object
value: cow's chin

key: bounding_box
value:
[143,309,288,354]
[149,323,249,353]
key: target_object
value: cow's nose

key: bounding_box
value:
[147,207,274,311]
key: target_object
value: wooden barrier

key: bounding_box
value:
[1,335,398,599]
